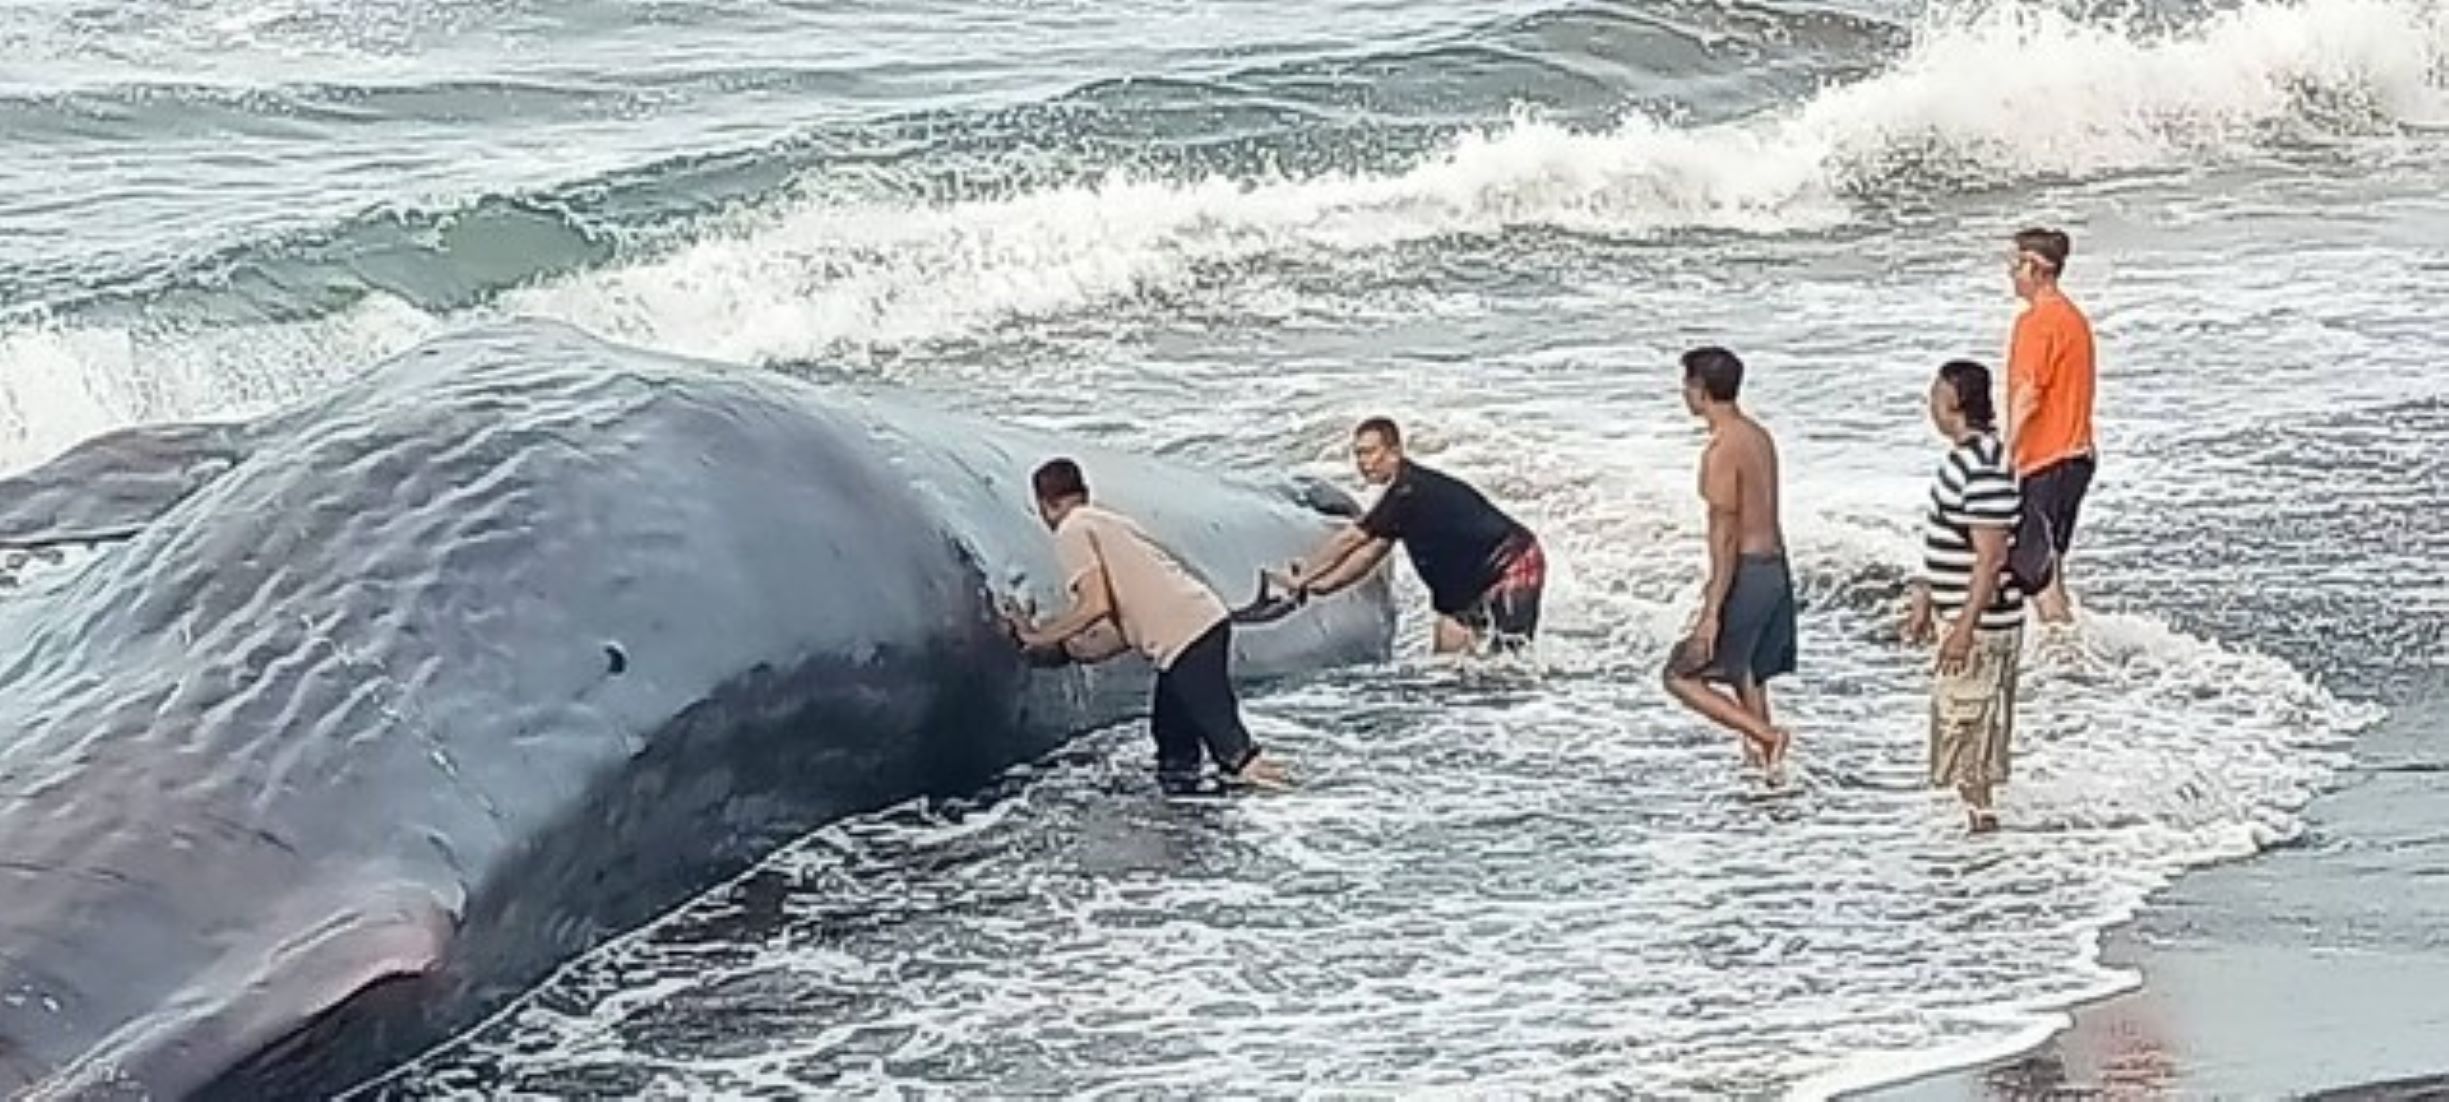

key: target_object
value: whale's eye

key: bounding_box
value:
[604,643,629,676]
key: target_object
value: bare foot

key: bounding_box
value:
[1758,728,1791,773]
[1230,754,1295,792]
[1967,808,2000,834]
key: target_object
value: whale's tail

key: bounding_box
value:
[1225,474,1362,627]
[0,421,249,553]
[1230,570,1307,625]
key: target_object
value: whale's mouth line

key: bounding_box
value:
[1,525,147,553]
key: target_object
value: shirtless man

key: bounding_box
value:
[1662,346,1796,773]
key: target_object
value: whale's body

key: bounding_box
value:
[0,321,1394,1098]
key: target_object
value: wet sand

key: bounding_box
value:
[1862,687,2449,1099]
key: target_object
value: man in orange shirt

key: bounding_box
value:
[2004,227,2097,624]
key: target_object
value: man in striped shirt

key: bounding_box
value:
[1902,360,2024,834]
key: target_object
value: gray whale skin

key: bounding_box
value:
[0,320,1394,1099]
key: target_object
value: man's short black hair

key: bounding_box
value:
[1031,458,1088,504]
[1354,416,1402,448]
[2013,227,2071,273]
[1681,346,1744,403]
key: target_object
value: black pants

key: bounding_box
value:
[1152,619,1260,793]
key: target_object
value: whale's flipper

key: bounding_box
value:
[0,422,248,550]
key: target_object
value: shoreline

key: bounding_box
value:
[1850,683,2449,1100]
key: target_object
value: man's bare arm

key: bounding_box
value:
[1285,524,1369,588]
[1299,536,1392,597]
[2008,390,2041,453]
[1698,442,1741,622]
[1955,525,2009,635]
[2007,326,2048,452]
[1015,566,1114,648]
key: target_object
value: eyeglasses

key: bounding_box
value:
[2008,250,2057,274]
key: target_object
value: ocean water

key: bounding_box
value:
[4,0,2444,1095]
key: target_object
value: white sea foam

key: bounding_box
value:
[359,274,2388,1095]
[499,0,2449,367]
[367,589,2369,1097]
[0,295,447,472]
[5,0,2444,471]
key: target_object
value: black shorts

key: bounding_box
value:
[1450,536,1545,653]
[2018,455,2096,558]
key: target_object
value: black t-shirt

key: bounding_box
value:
[1357,460,1530,614]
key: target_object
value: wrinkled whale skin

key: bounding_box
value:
[0,320,1395,1099]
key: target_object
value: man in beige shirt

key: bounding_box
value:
[1005,459,1292,794]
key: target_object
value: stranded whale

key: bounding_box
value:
[0,320,1395,1098]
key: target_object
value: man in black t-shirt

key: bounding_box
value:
[1276,417,1545,655]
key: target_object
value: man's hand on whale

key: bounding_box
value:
[1002,568,1113,653]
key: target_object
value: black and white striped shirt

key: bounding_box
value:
[1924,432,2024,630]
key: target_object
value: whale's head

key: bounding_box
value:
[0,322,1014,1097]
